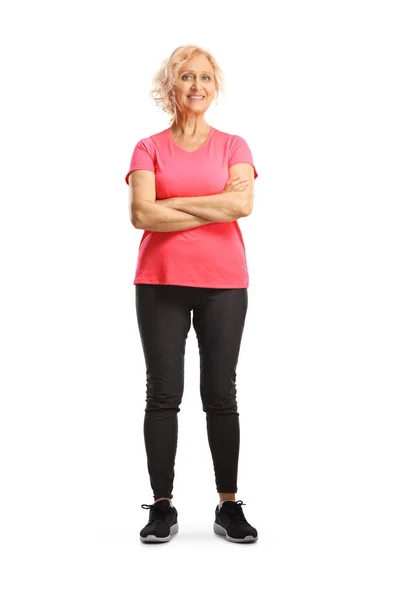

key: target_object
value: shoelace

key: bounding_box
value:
[141,503,172,525]
[220,500,249,524]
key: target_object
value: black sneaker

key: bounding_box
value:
[140,500,179,543]
[213,500,258,543]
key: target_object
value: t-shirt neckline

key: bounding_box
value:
[166,126,214,154]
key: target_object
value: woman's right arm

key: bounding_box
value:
[129,170,212,232]
[139,203,212,232]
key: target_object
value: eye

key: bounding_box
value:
[182,74,211,80]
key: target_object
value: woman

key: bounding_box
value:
[125,45,259,544]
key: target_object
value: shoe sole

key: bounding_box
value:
[213,522,258,543]
[140,522,179,543]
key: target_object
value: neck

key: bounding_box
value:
[170,116,210,138]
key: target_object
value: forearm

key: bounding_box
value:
[136,201,212,232]
[156,191,244,223]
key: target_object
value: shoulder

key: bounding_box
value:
[134,129,167,151]
[212,127,247,147]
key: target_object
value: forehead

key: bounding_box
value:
[180,54,213,73]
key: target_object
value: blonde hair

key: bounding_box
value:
[150,45,225,124]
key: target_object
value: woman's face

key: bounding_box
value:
[173,53,216,117]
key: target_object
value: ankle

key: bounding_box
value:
[154,497,172,503]
[218,493,236,502]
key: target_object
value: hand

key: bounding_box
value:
[223,175,249,193]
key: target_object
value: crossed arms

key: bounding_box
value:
[128,163,255,233]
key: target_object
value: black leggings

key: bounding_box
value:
[135,283,248,501]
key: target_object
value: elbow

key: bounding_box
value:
[243,204,253,217]
[131,213,144,229]
[132,201,154,229]
[244,190,254,216]
[237,191,253,218]
[129,204,140,228]
[133,202,151,228]
[130,201,147,229]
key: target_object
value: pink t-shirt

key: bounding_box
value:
[125,126,258,288]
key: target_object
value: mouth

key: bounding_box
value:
[187,95,205,101]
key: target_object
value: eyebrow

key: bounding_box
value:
[182,70,213,75]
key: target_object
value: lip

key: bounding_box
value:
[187,95,205,100]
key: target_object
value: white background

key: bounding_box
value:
[1,0,399,598]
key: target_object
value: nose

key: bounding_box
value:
[190,75,203,89]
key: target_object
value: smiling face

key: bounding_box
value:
[173,53,216,116]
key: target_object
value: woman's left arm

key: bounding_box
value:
[157,163,255,222]
[155,191,245,223]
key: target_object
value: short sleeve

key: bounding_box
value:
[228,135,258,179]
[125,138,155,185]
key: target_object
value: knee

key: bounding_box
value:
[145,393,183,413]
[200,391,238,414]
